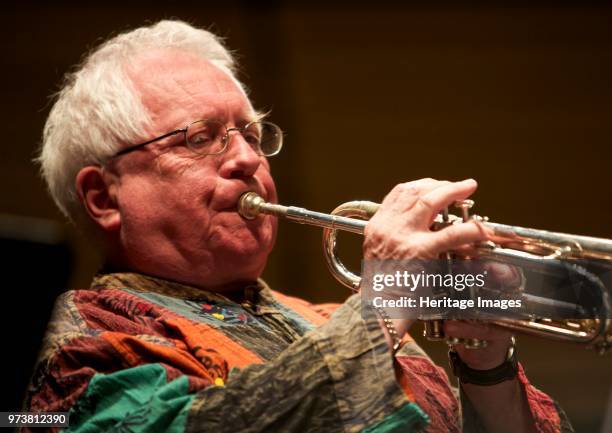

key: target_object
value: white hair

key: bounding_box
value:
[38,20,242,224]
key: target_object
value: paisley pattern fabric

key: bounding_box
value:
[23,272,570,432]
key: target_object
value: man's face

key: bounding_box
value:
[107,50,278,288]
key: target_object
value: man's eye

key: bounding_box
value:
[243,132,261,145]
[189,133,214,148]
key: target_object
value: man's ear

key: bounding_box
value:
[75,166,121,231]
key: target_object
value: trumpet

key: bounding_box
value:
[238,192,612,354]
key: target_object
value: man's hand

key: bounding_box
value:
[364,178,488,340]
[445,258,524,367]
[364,178,486,261]
[444,320,513,369]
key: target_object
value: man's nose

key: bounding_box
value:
[218,130,262,179]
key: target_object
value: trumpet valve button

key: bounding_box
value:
[454,199,475,222]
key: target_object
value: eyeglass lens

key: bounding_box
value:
[185,120,282,156]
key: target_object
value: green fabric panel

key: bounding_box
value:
[64,363,194,433]
[362,402,429,433]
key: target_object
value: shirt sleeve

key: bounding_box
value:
[24,293,429,433]
[393,338,574,433]
[459,364,575,433]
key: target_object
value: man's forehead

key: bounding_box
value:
[126,49,255,126]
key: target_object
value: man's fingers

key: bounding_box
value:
[444,320,513,341]
[381,178,445,213]
[444,321,513,369]
[428,219,488,253]
[365,178,483,260]
[482,262,524,291]
[411,178,478,226]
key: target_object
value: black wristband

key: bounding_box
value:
[449,343,518,386]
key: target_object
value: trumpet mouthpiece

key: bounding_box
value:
[238,192,265,220]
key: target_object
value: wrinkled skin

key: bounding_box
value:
[77,50,277,289]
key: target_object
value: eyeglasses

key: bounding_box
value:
[111,119,283,159]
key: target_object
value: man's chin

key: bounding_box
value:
[212,246,269,281]
[210,213,276,249]
[210,228,272,258]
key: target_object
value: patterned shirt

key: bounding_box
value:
[24,272,572,432]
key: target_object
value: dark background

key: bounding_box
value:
[4,1,612,431]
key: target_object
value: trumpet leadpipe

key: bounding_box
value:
[238,192,369,234]
[240,192,612,261]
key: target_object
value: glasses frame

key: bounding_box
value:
[110,119,283,159]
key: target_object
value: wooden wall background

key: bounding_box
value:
[5,2,611,431]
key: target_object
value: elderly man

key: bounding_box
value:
[27,20,570,433]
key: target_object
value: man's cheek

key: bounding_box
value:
[267,216,278,248]
[155,154,200,178]
[260,174,277,202]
